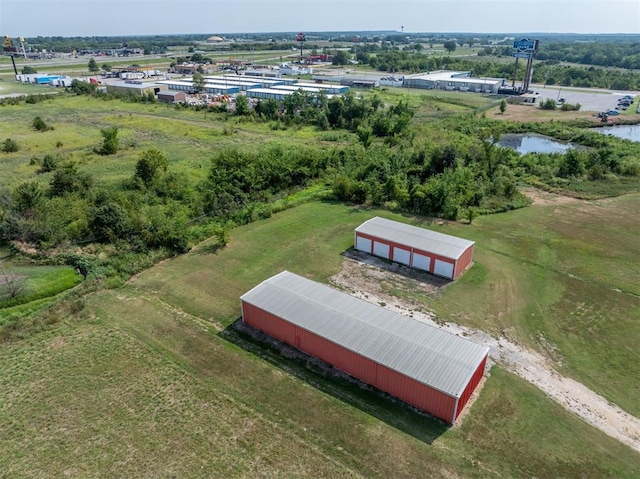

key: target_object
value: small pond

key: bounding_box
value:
[595,124,640,142]
[497,134,576,155]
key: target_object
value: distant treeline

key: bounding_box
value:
[353,49,640,90]
[536,42,640,70]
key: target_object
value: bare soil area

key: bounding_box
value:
[520,187,581,206]
[330,255,640,453]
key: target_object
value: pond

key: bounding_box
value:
[497,134,576,155]
[595,124,640,142]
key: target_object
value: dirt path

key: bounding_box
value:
[330,256,640,453]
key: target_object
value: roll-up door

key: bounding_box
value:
[393,247,410,266]
[355,235,372,254]
[433,259,454,279]
[412,253,431,271]
[373,241,390,259]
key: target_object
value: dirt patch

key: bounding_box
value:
[329,257,640,453]
[521,187,581,206]
[491,104,597,123]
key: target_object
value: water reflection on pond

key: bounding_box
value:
[595,124,640,142]
[497,134,576,155]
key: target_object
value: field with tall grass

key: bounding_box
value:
[1,81,639,476]
[1,198,639,477]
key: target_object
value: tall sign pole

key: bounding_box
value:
[296,32,306,62]
[3,35,18,75]
[511,38,539,93]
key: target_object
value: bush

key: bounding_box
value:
[37,154,61,173]
[2,138,19,153]
[539,99,557,110]
[96,126,119,155]
[32,116,52,131]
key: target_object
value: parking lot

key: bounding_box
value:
[529,85,637,113]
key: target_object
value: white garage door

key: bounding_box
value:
[393,247,410,266]
[433,259,454,279]
[355,236,372,254]
[373,241,390,259]
[412,253,431,271]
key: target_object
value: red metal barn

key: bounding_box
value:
[240,271,489,424]
[354,217,475,280]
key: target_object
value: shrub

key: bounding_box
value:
[2,138,19,153]
[32,116,52,131]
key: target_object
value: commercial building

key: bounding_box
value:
[157,90,186,103]
[157,79,239,95]
[241,271,489,424]
[279,81,349,95]
[403,71,504,93]
[105,80,160,97]
[354,217,475,280]
[245,87,334,102]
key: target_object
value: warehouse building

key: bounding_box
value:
[105,80,160,97]
[279,81,349,95]
[403,71,504,93]
[246,87,335,103]
[220,74,293,87]
[241,271,489,424]
[157,90,186,103]
[157,79,239,95]
[355,217,475,280]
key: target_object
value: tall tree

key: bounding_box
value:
[192,72,205,93]
[443,40,457,53]
[88,58,99,73]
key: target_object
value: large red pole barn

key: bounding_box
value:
[354,217,475,280]
[241,271,489,424]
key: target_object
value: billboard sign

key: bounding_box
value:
[513,38,537,52]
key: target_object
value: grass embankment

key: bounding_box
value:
[1,199,639,476]
[0,249,83,324]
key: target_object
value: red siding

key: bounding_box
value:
[453,244,474,280]
[242,301,462,423]
[455,354,487,421]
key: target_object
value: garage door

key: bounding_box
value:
[393,247,410,266]
[355,236,372,254]
[412,253,431,271]
[373,241,390,259]
[433,259,454,279]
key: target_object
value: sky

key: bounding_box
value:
[1,0,639,37]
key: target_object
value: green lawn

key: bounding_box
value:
[1,286,638,478]
[129,197,640,420]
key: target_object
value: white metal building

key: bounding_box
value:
[355,217,475,280]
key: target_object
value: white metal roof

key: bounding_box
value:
[355,217,474,260]
[241,271,488,398]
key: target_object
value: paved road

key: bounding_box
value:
[527,84,637,113]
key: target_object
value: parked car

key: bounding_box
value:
[606,110,620,116]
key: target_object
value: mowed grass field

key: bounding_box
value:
[2,199,639,477]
